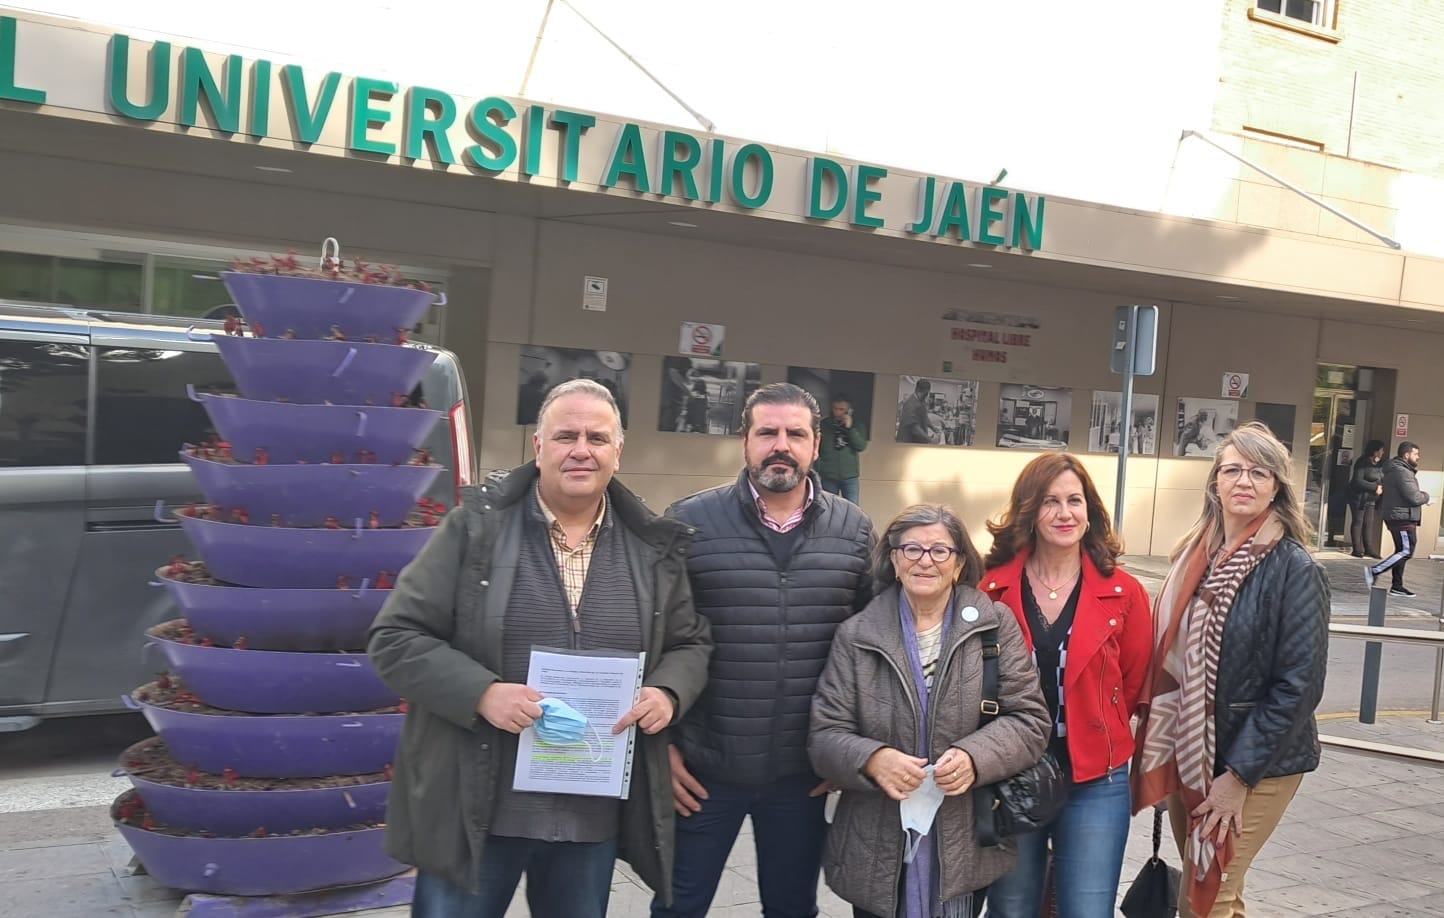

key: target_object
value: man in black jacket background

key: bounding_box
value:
[651,383,875,918]
[1366,441,1431,596]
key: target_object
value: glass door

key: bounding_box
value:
[1306,391,1357,549]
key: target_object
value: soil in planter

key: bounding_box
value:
[178,501,445,529]
[134,678,405,718]
[159,559,401,592]
[112,788,384,838]
[119,737,387,792]
[147,619,371,653]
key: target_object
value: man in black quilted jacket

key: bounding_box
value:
[1367,441,1431,596]
[651,383,875,918]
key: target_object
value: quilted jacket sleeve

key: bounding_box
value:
[808,620,890,793]
[1221,547,1330,786]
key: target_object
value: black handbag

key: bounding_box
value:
[972,628,1069,848]
[1120,807,1182,918]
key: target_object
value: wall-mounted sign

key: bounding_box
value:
[679,322,725,357]
[1396,413,1410,437]
[939,309,1041,371]
[1221,372,1249,399]
[582,275,608,312]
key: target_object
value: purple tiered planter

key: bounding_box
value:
[200,394,441,466]
[114,792,404,896]
[124,253,446,899]
[128,690,403,778]
[146,623,399,714]
[153,568,384,651]
[178,512,435,590]
[182,453,441,528]
[221,271,439,342]
[211,335,437,406]
[118,741,389,835]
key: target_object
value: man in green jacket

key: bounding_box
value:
[816,394,868,504]
[369,378,713,918]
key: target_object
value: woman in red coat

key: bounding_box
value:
[979,453,1152,918]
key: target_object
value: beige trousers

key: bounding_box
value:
[1166,772,1304,918]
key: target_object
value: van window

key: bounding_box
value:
[0,339,89,467]
[94,347,236,465]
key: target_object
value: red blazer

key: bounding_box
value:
[981,551,1152,783]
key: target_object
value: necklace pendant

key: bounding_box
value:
[1048,589,1059,600]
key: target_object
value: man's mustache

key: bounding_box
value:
[761,453,798,470]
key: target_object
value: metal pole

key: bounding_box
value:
[1113,305,1138,536]
[1429,584,1444,724]
[1360,586,1387,724]
[1182,130,1401,249]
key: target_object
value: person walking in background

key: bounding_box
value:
[1133,421,1329,918]
[817,393,868,504]
[979,454,1152,918]
[1348,439,1386,559]
[1366,441,1430,597]
[809,504,1049,918]
[897,378,937,444]
[653,382,875,918]
[369,379,713,918]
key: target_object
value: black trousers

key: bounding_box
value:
[1371,522,1418,588]
[1350,502,1381,556]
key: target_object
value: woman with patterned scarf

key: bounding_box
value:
[1131,421,1330,916]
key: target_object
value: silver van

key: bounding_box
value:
[0,304,476,730]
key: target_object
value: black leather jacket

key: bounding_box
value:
[1214,538,1330,786]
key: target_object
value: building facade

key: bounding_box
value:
[2,3,1443,557]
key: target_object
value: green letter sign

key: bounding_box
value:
[349,77,398,156]
[0,16,45,104]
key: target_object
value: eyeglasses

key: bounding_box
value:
[895,543,959,563]
[1217,464,1275,485]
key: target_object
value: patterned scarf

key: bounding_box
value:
[1130,510,1283,917]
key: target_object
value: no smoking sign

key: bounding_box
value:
[679,321,725,357]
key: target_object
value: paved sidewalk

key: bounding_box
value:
[3,553,1442,917]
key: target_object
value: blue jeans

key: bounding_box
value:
[821,477,860,504]
[983,765,1131,918]
[412,836,617,918]
[651,772,827,918]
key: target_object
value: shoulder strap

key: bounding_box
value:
[979,627,1001,726]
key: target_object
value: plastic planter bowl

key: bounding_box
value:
[127,692,403,778]
[117,740,389,835]
[200,394,441,467]
[181,453,441,528]
[177,511,435,590]
[152,568,384,652]
[113,792,404,896]
[221,271,440,342]
[146,622,399,714]
[210,335,437,406]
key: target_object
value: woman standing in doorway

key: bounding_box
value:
[980,453,1153,918]
[1349,439,1386,558]
[1132,421,1329,916]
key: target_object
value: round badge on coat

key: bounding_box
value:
[961,606,980,622]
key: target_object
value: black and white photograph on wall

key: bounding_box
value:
[895,375,979,446]
[1254,402,1298,453]
[787,366,876,433]
[997,384,1072,450]
[516,345,631,426]
[1087,391,1159,454]
[1173,396,1239,458]
[659,356,761,435]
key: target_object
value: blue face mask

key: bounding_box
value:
[534,697,603,761]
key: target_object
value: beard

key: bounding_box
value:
[750,452,805,493]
